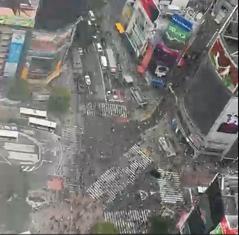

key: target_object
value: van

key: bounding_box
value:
[88,10,96,21]
[96,43,103,53]
[100,56,108,69]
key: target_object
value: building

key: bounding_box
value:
[174,5,238,161]
[0,0,40,79]
[121,0,211,77]
[0,0,80,84]
[178,173,238,234]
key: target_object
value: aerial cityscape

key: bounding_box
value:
[0,0,238,234]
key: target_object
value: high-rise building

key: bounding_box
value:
[0,0,80,84]
[174,5,238,160]
[178,173,238,234]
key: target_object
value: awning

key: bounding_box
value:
[115,22,125,34]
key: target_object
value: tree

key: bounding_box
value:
[48,86,71,114]
[7,78,31,101]
[91,222,119,234]
[148,215,172,234]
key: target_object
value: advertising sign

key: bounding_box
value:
[140,0,159,23]
[206,97,238,147]
[210,38,238,93]
[153,42,182,66]
[166,21,191,44]
[11,30,26,44]
[7,43,24,63]
[171,14,193,32]
[4,30,26,78]
[0,15,34,27]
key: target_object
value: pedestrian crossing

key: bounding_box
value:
[86,102,128,119]
[104,209,151,234]
[86,144,152,204]
[156,168,184,204]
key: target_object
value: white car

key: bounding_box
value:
[88,20,92,26]
[96,43,103,53]
[85,75,91,86]
[88,10,96,21]
[78,47,83,56]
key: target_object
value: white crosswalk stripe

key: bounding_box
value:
[86,145,152,204]
[104,210,151,234]
[156,168,184,204]
[86,102,128,119]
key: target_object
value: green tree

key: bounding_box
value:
[48,86,71,114]
[7,78,31,101]
[91,222,119,234]
[148,216,171,234]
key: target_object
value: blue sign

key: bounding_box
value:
[7,42,24,63]
[171,14,193,32]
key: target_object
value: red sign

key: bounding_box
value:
[140,0,159,22]
[210,38,238,93]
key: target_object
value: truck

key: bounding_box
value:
[72,48,83,78]
[106,48,117,74]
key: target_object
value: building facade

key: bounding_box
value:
[0,0,78,84]
[174,5,238,160]
[178,173,238,234]
[122,0,207,75]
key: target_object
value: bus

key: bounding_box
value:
[0,129,18,140]
[20,107,47,119]
[106,48,117,74]
[28,117,57,132]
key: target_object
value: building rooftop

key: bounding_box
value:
[0,0,40,28]
[184,56,231,135]
[179,173,238,234]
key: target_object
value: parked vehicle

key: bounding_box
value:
[106,48,117,74]
[96,42,103,53]
[130,87,148,108]
[151,78,166,89]
[100,55,108,69]
[84,74,91,86]
[78,47,84,56]
[72,48,83,77]
[88,10,96,21]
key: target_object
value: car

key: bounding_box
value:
[78,47,83,56]
[87,20,92,26]
[96,43,103,53]
[101,38,106,48]
[88,10,96,21]
[84,75,91,86]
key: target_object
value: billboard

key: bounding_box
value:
[171,14,193,32]
[164,14,192,48]
[153,42,184,67]
[206,97,238,147]
[140,0,159,23]
[210,38,238,93]
[0,0,39,28]
[4,30,26,78]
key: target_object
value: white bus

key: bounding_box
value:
[106,48,117,73]
[20,107,47,119]
[0,129,18,140]
[28,117,57,132]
